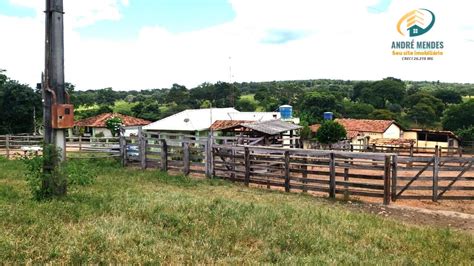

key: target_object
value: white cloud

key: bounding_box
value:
[1,0,473,90]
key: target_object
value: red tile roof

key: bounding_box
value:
[210,120,252,131]
[310,119,398,139]
[335,118,395,133]
[75,113,151,128]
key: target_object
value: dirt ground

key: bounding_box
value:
[343,200,474,234]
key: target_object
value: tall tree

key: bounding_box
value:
[0,79,42,134]
[442,100,474,131]
[299,92,340,125]
[433,89,462,106]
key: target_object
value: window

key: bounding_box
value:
[413,28,418,34]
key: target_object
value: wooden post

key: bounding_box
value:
[119,135,126,167]
[343,159,349,200]
[205,138,211,178]
[5,135,10,160]
[139,129,147,170]
[244,147,250,186]
[302,156,308,193]
[182,142,190,176]
[329,152,336,198]
[433,146,439,202]
[383,155,391,205]
[78,136,82,152]
[391,155,398,202]
[160,139,168,172]
[284,150,290,193]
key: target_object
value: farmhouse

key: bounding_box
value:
[74,113,151,137]
[142,107,281,138]
[311,118,403,146]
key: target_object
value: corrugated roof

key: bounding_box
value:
[143,108,239,132]
[227,112,280,121]
[210,120,252,131]
[241,120,301,135]
[75,113,151,128]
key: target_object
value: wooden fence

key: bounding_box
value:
[2,134,473,205]
[309,142,466,157]
[0,135,121,159]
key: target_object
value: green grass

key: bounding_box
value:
[0,157,473,264]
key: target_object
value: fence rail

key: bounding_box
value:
[2,134,473,205]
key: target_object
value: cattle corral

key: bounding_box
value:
[1,133,473,214]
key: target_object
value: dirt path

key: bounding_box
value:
[342,200,474,234]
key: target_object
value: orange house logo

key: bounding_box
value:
[397,9,435,37]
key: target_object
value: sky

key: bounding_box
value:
[0,0,473,90]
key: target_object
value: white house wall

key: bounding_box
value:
[382,124,401,139]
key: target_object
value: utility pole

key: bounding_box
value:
[44,0,66,158]
[42,0,67,196]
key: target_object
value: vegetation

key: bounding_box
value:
[0,158,473,263]
[105,117,123,137]
[22,145,68,199]
[1,68,474,135]
[316,121,347,144]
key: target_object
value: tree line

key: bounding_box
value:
[1,69,473,142]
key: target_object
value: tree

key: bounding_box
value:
[0,78,42,134]
[456,126,474,142]
[131,100,161,121]
[166,84,189,106]
[316,120,347,144]
[433,89,462,106]
[96,87,117,106]
[404,92,444,116]
[442,100,474,131]
[235,98,257,112]
[106,117,122,137]
[300,125,313,140]
[407,103,437,127]
[299,92,340,125]
[359,78,406,108]
[342,101,374,119]
[369,109,397,120]
[351,81,371,101]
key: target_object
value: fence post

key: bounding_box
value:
[244,147,250,186]
[433,146,440,202]
[343,159,349,200]
[183,142,190,176]
[329,152,336,198]
[383,155,391,205]
[119,135,126,167]
[391,155,398,202]
[78,136,82,152]
[302,156,308,193]
[139,129,147,170]
[161,139,168,172]
[284,150,290,193]
[205,137,211,178]
[5,135,10,160]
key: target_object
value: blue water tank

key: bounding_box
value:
[279,105,293,119]
[324,112,334,120]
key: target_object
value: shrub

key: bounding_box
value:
[316,120,347,144]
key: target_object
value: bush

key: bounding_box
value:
[316,121,347,144]
[22,145,66,200]
[456,126,474,142]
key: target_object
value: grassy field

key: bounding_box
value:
[0,158,473,264]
